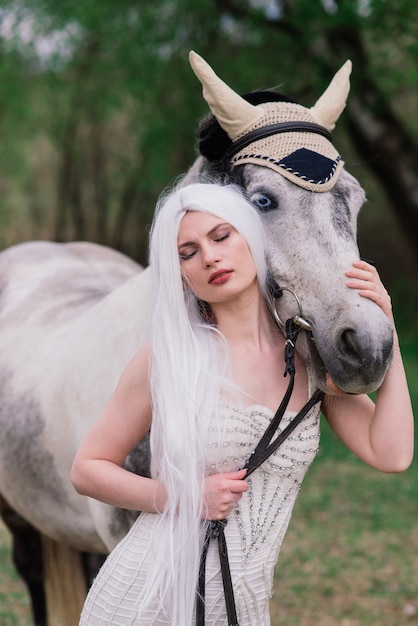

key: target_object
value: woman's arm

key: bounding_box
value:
[322,261,414,473]
[71,344,168,513]
[71,343,247,518]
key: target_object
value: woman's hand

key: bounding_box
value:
[323,260,413,473]
[345,260,393,321]
[325,260,394,395]
[202,469,248,520]
[326,260,397,396]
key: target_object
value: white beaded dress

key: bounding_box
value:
[79,394,321,626]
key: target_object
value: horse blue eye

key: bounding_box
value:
[251,193,274,212]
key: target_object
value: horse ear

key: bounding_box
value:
[189,50,265,141]
[309,60,352,131]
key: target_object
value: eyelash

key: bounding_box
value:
[179,251,196,261]
[215,232,229,243]
[179,232,230,261]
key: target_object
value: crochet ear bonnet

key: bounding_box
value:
[189,51,352,193]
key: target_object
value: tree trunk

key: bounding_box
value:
[320,20,418,268]
[346,93,418,267]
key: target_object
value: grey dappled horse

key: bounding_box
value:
[0,53,393,625]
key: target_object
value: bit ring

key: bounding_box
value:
[271,287,312,332]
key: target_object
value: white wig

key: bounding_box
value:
[138,182,268,623]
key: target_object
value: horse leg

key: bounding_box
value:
[42,538,106,626]
[82,551,106,587]
[0,495,105,626]
[42,535,90,626]
[0,496,46,626]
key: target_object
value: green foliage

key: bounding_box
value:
[0,0,416,276]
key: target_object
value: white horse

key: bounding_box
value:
[0,53,393,626]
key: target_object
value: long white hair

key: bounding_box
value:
[139,182,268,624]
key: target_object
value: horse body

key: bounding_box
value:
[0,54,395,624]
[0,241,152,552]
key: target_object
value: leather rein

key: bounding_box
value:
[196,316,324,626]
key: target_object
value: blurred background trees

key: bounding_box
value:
[0,0,417,334]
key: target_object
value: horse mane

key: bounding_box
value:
[196,90,298,166]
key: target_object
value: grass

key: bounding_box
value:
[270,454,418,625]
[1,344,417,626]
[271,340,418,626]
[0,523,32,625]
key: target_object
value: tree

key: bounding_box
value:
[0,0,417,281]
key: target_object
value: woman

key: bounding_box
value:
[71,182,413,626]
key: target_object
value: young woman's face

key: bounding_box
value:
[177,210,258,306]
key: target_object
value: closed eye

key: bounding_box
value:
[179,248,198,261]
[214,232,230,243]
[179,225,232,260]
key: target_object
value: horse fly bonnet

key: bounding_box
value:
[189,51,352,192]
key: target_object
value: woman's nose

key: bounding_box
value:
[202,245,220,267]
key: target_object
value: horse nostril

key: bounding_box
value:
[339,328,363,362]
[338,327,393,368]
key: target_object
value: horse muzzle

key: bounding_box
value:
[313,320,394,395]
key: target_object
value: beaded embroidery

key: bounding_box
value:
[205,402,320,567]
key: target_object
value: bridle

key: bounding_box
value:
[224,121,333,161]
[270,286,313,333]
[196,294,324,626]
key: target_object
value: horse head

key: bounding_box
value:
[189,52,393,395]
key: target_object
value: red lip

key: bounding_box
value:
[209,269,233,284]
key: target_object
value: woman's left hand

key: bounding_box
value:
[324,259,414,474]
[345,260,393,322]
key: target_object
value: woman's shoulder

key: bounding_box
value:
[118,342,152,392]
[133,342,152,363]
